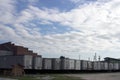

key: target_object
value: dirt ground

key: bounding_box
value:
[66,72,120,80]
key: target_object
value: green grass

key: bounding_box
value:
[53,75,83,80]
[0,74,84,80]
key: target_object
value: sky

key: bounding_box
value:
[0,0,120,60]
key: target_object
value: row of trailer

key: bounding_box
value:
[0,55,120,71]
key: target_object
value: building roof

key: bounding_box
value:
[0,42,38,56]
[104,57,120,62]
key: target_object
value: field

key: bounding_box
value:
[0,74,84,80]
[1,72,120,80]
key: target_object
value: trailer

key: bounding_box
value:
[68,59,75,70]
[52,58,60,70]
[81,60,88,70]
[87,61,92,70]
[60,58,69,70]
[93,61,101,70]
[108,62,114,70]
[113,63,119,70]
[74,60,81,70]
[33,56,42,70]
[0,55,33,69]
[42,58,52,70]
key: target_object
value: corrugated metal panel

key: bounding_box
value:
[87,61,92,70]
[108,62,114,70]
[60,58,69,70]
[24,55,33,69]
[33,56,42,70]
[42,58,52,70]
[93,61,101,70]
[74,60,81,70]
[113,63,119,70]
[68,59,75,70]
[81,60,88,70]
[0,55,24,69]
[104,62,108,70]
[100,62,105,70]
[52,58,60,70]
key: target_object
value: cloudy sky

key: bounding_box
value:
[0,0,120,60]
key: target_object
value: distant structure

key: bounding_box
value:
[93,53,97,61]
[104,57,120,62]
[0,42,37,56]
[98,56,101,61]
[0,42,41,76]
[1,42,120,75]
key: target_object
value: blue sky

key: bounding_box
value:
[0,0,120,60]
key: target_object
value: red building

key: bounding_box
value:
[0,42,37,56]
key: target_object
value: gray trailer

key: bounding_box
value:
[100,61,105,70]
[52,58,60,70]
[42,58,52,70]
[92,61,101,70]
[68,59,75,70]
[113,63,119,70]
[87,61,92,70]
[33,56,42,70]
[0,55,33,69]
[108,62,114,70]
[60,58,69,70]
[74,60,81,70]
[81,60,88,70]
[24,55,33,69]
[104,62,108,70]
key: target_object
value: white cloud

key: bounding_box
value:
[0,0,16,24]
[1,0,120,59]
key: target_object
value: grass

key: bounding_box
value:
[0,74,84,80]
[53,74,83,80]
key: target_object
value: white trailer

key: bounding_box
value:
[60,58,69,70]
[87,61,92,70]
[42,58,52,70]
[81,60,88,70]
[68,59,75,70]
[74,60,81,70]
[108,62,114,70]
[33,56,42,70]
[113,63,119,70]
[52,58,60,70]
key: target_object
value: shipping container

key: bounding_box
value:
[33,56,42,70]
[60,58,69,70]
[68,59,75,70]
[100,61,105,70]
[52,58,60,70]
[42,58,52,70]
[0,55,33,69]
[74,60,81,70]
[113,63,119,70]
[24,55,33,69]
[93,61,101,70]
[87,61,92,70]
[108,62,114,70]
[81,60,88,70]
[104,62,108,70]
